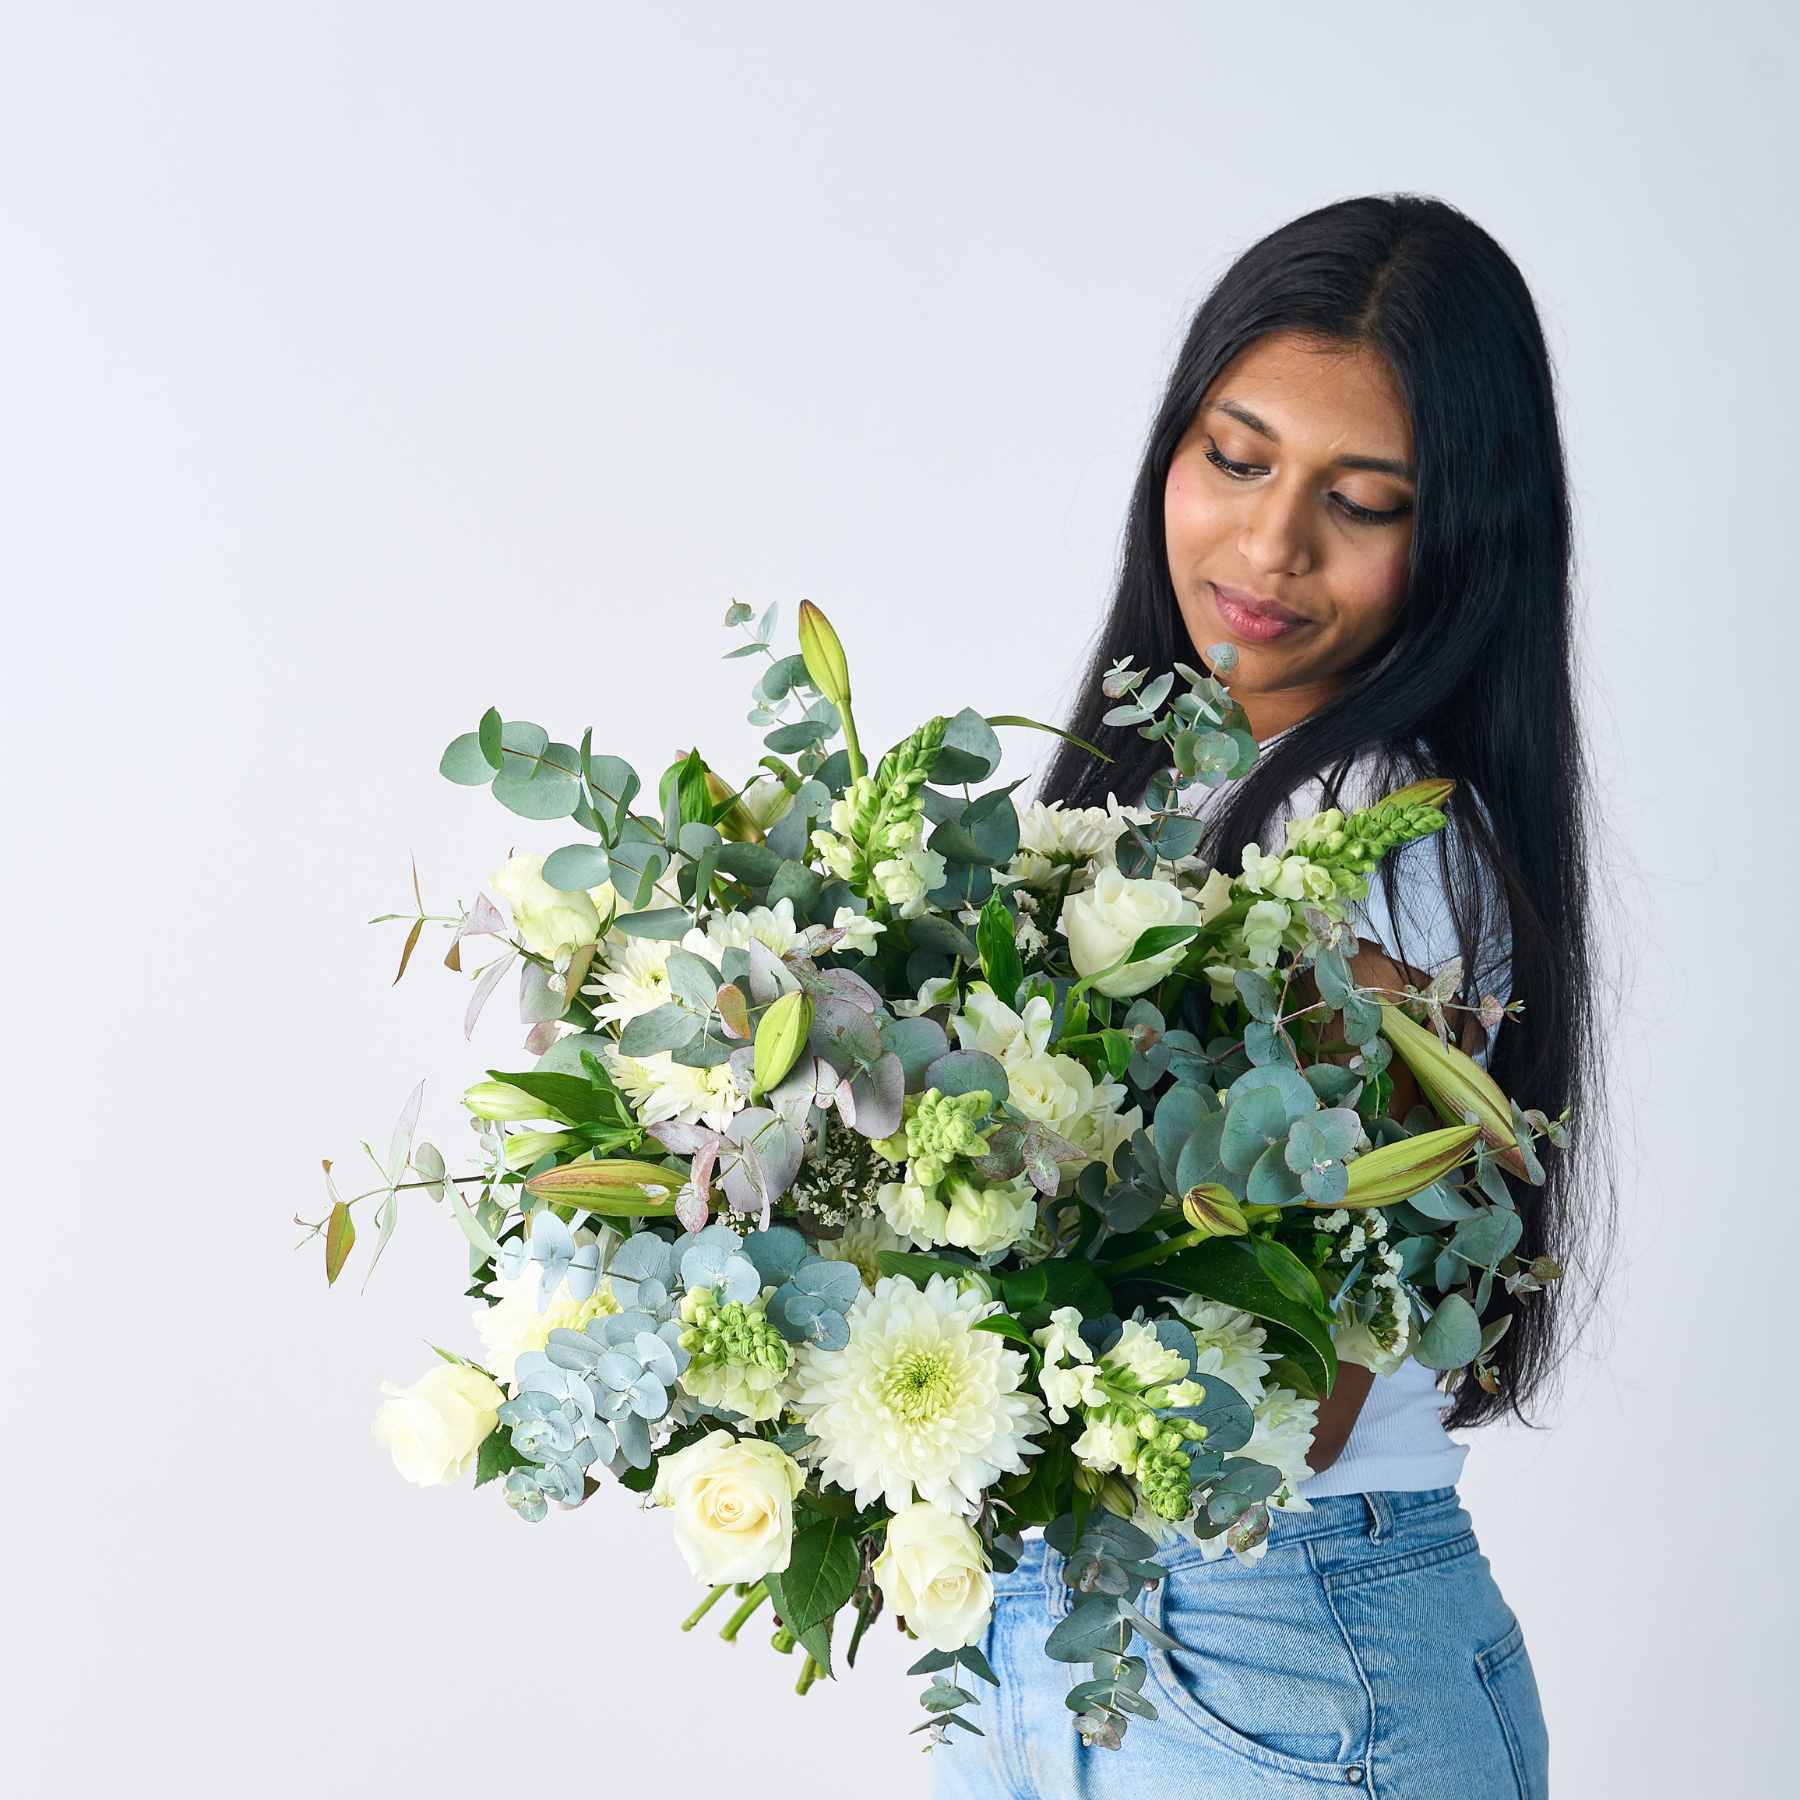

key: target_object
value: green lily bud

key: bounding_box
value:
[501,1129,574,1169]
[797,600,851,715]
[524,1158,683,1216]
[1337,1121,1481,1208]
[1098,1475,1138,1520]
[1379,1003,1530,1179]
[463,1080,548,1122]
[704,771,766,844]
[752,990,814,1099]
[1181,1183,1250,1239]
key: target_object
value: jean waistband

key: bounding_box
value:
[990,1487,1461,1595]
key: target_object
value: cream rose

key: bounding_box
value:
[873,1501,994,1652]
[490,853,616,958]
[1059,868,1201,999]
[371,1362,504,1487]
[651,1429,804,1585]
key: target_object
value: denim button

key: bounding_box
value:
[1346,1768,1365,1784]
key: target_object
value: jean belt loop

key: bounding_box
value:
[1042,1542,1067,1618]
[1363,1491,1393,1542]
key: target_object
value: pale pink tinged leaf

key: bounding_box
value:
[807,925,850,955]
[692,1134,721,1205]
[522,1020,560,1056]
[814,966,881,1013]
[446,893,509,970]
[648,1119,711,1156]
[386,1079,426,1185]
[676,1184,709,1234]
[465,949,519,1039]
[392,916,424,986]
[715,983,751,1040]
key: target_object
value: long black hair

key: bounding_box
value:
[1042,194,1616,1431]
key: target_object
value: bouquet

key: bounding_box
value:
[310,601,1567,1752]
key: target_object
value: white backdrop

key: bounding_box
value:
[7,3,1795,1794]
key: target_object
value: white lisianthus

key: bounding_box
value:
[874,847,948,918]
[371,1362,504,1487]
[1071,1413,1139,1474]
[1335,1300,1414,1377]
[472,1264,621,1389]
[490,854,617,958]
[1016,799,1128,863]
[687,896,803,960]
[1004,1050,1139,1171]
[877,1179,951,1249]
[791,1274,1047,1515]
[874,1502,995,1653]
[892,975,958,1018]
[950,988,1054,1066]
[940,1174,1037,1257]
[607,1049,742,1131]
[1060,869,1201,998]
[1169,1297,1273,1404]
[651,1429,804,1585]
[585,935,676,1030]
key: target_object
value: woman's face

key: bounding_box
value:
[1164,330,1417,740]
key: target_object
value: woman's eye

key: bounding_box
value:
[1202,438,1410,525]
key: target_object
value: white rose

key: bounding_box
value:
[1059,868,1201,998]
[490,853,613,958]
[873,1501,995,1653]
[371,1362,504,1487]
[651,1429,804,1585]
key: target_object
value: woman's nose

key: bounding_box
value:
[1237,480,1316,579]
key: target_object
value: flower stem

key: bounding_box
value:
[681,1585,731,1632]
[796,1654,821,1696]
[770,1626,797,1655]
[719,1581,770,1642]
[1104,1228,1209,1278]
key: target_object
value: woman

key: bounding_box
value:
[934,195,1613,1797]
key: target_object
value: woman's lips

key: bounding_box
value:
[1210,581,1310,642]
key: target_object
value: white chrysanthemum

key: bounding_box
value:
[1247,1386,1320,1507]
[585,935,675,1029]
[687,896,803,960]
[1016,799,1128,863]
[471,1266,621,1389]
[817,1213,907,1290]
[608,1049,742,1131]
[791,1274,1048,1515]
[1170,1298,1274,1404]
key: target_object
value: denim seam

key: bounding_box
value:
[1318,1528,1478,1594]
[1140,1569,1363,1786]
[1475,1620,1530,1800]
[1308,1533,1382,1793]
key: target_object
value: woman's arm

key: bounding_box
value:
[1291,934,1489,1472]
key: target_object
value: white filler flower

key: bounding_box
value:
[791,1274,1047,1516]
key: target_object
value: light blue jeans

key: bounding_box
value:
[931,1487,1548,1798]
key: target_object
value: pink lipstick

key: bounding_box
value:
[1210,582,1310,643]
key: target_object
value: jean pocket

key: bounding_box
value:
[1141,1558,1371,1784]
[1476,1615,1550,1800]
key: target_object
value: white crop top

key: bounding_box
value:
[1183,727,1513,1497]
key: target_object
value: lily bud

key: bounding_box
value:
[752,990,814,1099]
[1181,1183,1250,1238]
[1098,1475,1138,1520]
[524,1158,683,1216]
[703,771,765,844]
[1336,1122,1481,1209]
[1379,1003,1530,1180]
[797,600,852,716]
[462,1080,549,1122]
[501,1129,575,1169]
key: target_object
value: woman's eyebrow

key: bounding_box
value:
[1212,398,1416,481]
